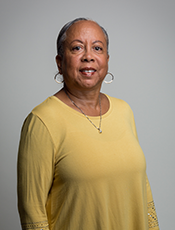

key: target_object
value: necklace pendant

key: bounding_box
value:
[98,128,102,134]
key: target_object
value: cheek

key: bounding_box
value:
[62,59,80,78]
[66,57,79,70]
[99,58,108,71]
[99,59,108,78]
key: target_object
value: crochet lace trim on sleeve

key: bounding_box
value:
[21,221,49,230]
[148,201,159,228]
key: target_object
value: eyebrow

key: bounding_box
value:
[70,39,104,46]
[70,39,83,45]
[92,40,104,45]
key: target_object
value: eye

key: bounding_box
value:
[94,46,103,51]
[72,46,82,51]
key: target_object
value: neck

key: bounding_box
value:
[63,84,101,109]
[63,86,102,134]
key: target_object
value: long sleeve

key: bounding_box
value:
[146,176,159,229]
[17,113,55,230]
[131,109,159,229]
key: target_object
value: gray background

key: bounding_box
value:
[0,0,174,229]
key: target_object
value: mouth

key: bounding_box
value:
[82,70,95,73]
[80,68,96,76]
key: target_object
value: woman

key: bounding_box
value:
[17,18,159,230]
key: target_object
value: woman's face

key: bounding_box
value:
[56,20,109,91]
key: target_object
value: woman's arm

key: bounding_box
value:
[17,113,55,230]
[146,176,159,230]
[130,109,159,229]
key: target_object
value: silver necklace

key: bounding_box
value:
[64,88,102,134]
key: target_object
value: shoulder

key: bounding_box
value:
[31,95,68,127]
[21,96,67,145]
[32,96,59,117]
[22,96,66,131]
[30,96,68,124]
[106,94,133,114]
[106,95,138,138]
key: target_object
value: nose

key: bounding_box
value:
[81,48,94,62]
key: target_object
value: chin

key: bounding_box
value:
[80,82,102,90]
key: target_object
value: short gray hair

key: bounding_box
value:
[56,17,109,58]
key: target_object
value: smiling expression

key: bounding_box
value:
[56,20,109,91]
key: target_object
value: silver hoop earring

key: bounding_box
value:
[54,72,64,84]
[104,72,114,84]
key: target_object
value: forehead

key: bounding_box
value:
[65,21,107,43]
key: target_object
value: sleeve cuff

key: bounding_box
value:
[148,201,159,229]
[21,221,49,230]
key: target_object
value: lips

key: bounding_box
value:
[80,67,96,76]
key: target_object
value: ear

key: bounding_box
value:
[107,54,109,62]
[55,55,63,74]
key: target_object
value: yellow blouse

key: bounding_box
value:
[17,95,159,230]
